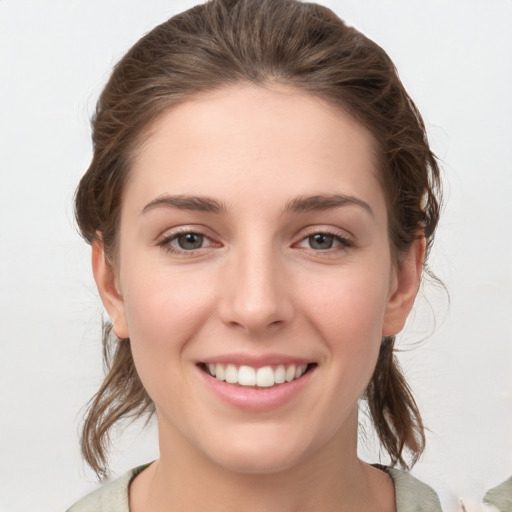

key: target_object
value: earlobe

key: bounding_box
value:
[91,239,129,339]
[382,236,426,337]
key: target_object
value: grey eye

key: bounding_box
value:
[308,233,334,250]
[176,233,205,250]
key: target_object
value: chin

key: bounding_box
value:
[201,430,315,475]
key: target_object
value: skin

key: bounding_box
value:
[93,84,425,512]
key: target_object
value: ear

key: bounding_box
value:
[382,235,426,337]
[91,238,129,339]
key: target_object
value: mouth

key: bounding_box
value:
[198,362,317,388]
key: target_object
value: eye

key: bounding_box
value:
[307,233,335,250]
[174,232,206,250]
[158,229,219,254]
[297,231,352,251]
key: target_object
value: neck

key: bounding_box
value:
[129,411,394,512]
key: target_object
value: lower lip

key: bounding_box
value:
[197,365,316,411]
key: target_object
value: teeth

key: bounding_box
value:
[206,363,310,387]
[238,365,256,386]
[216,364,225,381]
[296,365,307,379]
[225,364,238,384]
[285,365,296,382]
[274,365,286,384]
[256,366,274,387]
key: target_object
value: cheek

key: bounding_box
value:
[125,276,204,338]
[302,266,390,345]
[297,262,391,397]
[119,261,214,386]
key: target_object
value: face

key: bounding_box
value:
[94,84,422,474]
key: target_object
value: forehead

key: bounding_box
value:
[126,84,384,218]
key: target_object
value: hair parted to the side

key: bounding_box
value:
[75,0,441,478]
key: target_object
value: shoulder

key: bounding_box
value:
[483,475,512,512]
[374,464,443,512]
[66,465,148,512]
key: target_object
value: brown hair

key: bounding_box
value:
[75,0,441,478]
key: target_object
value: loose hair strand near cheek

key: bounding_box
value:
[80,322,154,479]
[364,336,426,469]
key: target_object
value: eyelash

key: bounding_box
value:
[157,228,353,255]
[157,229,218,255]
[296,230,353,252]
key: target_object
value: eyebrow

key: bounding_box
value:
[141,193,373,217]
[284,194,374,217]
[142,194,227,215]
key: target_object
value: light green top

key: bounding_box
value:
[483,476,512,512]
[67,463,443,512]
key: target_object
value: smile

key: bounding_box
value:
[201,363,314,388]
[197,359,317,411]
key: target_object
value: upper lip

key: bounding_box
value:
[198,353,314,368]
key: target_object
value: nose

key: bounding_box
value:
[218,242,293,335]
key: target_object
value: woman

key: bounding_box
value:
[68,0,443,510]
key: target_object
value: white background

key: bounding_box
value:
[1,1,511,511]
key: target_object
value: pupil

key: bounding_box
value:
[310,233,333,250]
[178,233,203,250]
